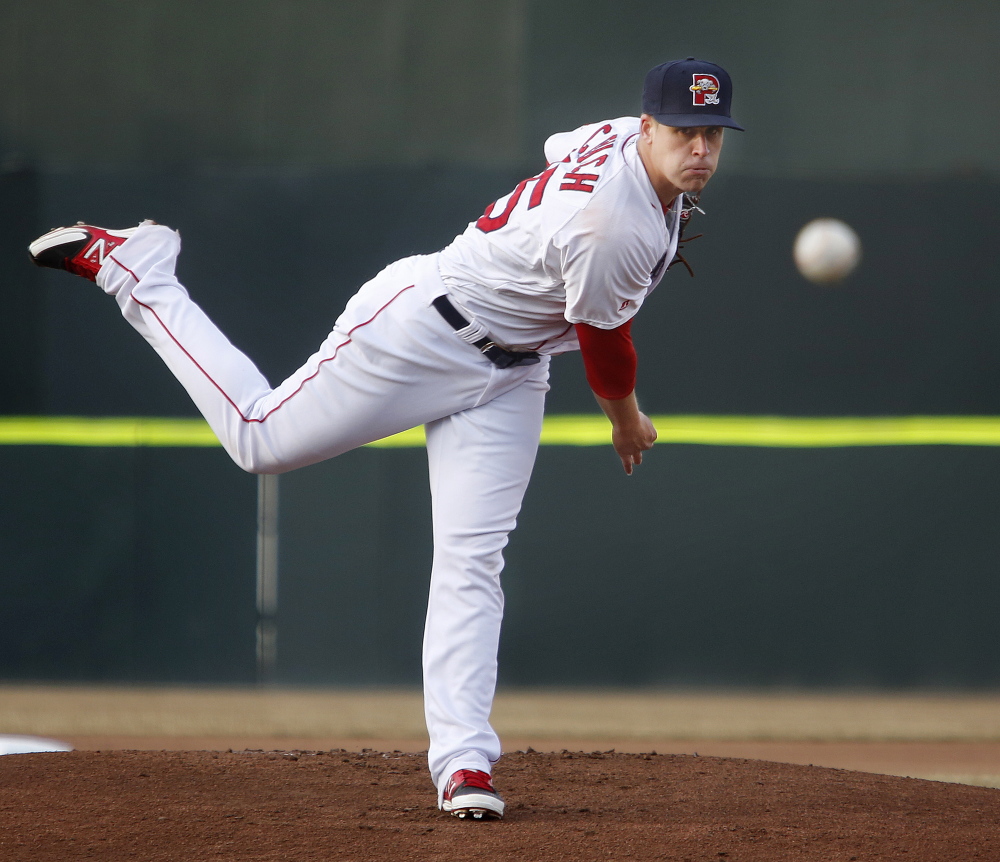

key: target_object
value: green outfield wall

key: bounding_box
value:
[1,1,999,685]
[278,442,1000,688]
[0,446,257,683]
[2,436,999,687]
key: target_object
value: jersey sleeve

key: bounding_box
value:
[575,320,637,400]
[556,201,657,329]
[544,122,605,165]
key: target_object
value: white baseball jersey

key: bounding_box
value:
[437,116,683,353]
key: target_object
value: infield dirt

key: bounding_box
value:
[4,687,1000,859]
[3,747,1000,861]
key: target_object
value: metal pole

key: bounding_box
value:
[256,473,279,684]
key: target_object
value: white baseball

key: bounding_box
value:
[793,218,861,283]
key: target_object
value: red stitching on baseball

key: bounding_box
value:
[130,280,418,424]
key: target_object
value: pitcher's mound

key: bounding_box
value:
[3,749,998,860]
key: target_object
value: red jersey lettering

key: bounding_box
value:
[577,138,615,164]
[560,128,616,194]
[559,171,600,193]
[476,177,532,233]
[577,153,609,169]
[577,124,613,156]
[528,164,559,209]
[476,124,617,231]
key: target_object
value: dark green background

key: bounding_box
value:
[276,445,1000,689]
[1,0,998,685]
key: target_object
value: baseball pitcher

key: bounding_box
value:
[29,58,742,820]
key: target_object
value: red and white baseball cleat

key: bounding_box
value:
[28,223,144,281]
[440,769,505,820]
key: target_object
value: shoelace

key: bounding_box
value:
[449,769,495,795]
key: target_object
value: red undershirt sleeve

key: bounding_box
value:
[574,320,637,400]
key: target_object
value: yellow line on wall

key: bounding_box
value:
[4,415,1000,448]
[651,415,1000,448]
[0,416,221,447]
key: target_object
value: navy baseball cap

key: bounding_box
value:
[642,57,744,131]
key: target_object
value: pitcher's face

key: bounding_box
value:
[638,116,724,203]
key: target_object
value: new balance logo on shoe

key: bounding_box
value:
[83,237,111,266]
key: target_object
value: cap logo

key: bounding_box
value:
[690,74,721,106]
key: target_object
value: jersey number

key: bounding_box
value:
[476,163,560,234]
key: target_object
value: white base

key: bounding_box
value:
[0,735,73,755]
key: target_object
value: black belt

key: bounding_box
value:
[432,295,540,369]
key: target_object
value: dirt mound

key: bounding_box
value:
[2,748,998,860]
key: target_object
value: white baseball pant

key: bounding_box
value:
[98,224,550,794]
